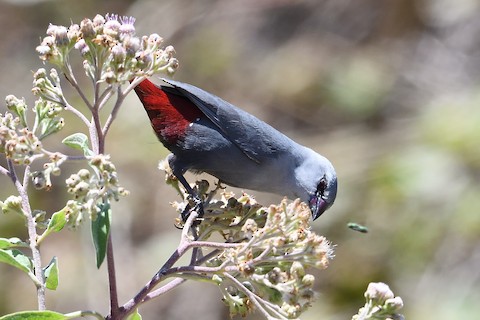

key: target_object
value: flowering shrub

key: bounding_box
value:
[0,13,403,320]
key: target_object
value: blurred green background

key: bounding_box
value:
[1,0,480,319]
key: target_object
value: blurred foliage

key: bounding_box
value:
[1,0,480,319]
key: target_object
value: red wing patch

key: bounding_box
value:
[134,79,203,146]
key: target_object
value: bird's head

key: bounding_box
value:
[295,149,337,220]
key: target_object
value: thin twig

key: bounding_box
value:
[64,101,91,127]
[163,262,237,276]
[41,148,87,161]
[116,211,200,317]
[181,212,198,241]
[102,86,124,138]
[7,159,46,310]
[22,165,31,191]
[194,248,222,266]
[0,165,10,177]
[106,233,119,319]
[97,85,114,111]
[88,120,100,155]
[115,247,183,318]
[190,226,201,266]
[123,76,146,97]
[223,273,287,320]
[142,278,187,302]
[252,245,273,263]
[102,75,148,138]
[63,68,94,111]
[185,240,242,250]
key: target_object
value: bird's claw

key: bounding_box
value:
[181,195,204,223]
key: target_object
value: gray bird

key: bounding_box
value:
[133,78,337,220]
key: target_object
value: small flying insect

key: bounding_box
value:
[347,222,369,233]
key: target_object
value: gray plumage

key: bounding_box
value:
[135,78,337,219]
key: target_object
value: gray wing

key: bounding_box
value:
[161,78,294,164]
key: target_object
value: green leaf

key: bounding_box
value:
[37,209,68,244]
[91,202,111,268]
[62,133,92,156]
[47,209,67,233]
[0,249,32,273]
[126,309,142,320]
[0,310,67,320]
[0,237,28,249]
[44,256,59,290]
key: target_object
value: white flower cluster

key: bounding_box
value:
[65,154,129,225]
[36,13,178,84]
[352,282,404,320]
[162,159,334,319]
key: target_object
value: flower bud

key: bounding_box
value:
[78,169,91,180]
[41,36,55,47]
[241,218,257,238]
[45,26,56,37]
[301,274,315,286]
[80,18,96,38]
[290,261,306,278]
[93,14,105,27]
[386,296,404,310]
[54,26,69,47]
[111,44,126,63]
[66,174,81,187]
[164,45,175,57]
[67,23,80,42]
[5,95,27,126]
[51,166,61,176]
[34,68,47,80]
[36,45,51,56]
[138,51,153,67]
[74,39,90,56]
[123,36,140,56]
[117,187,130,197]
[282,304,300,318]
[365,282,394,303]
[267,267,282,284]
[240,262,255,276]
[74,181,90,196]
[89,155,102,166]
[211,274,223,285]
[1,196,24,216]
[147,33,163,47]
[49,68,60,85]
[103,70,116,84]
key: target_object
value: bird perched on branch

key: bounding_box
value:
[133,78,337,220]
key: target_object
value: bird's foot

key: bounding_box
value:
[181,195,204,223]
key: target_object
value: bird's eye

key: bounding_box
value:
[317,176,327,195]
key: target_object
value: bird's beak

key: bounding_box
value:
[309,178,337,220]
[309,196,331,220]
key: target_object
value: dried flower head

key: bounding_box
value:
[36,13,178,84]
[161,161,334,319]
[2,126,42,165]
[209,198,332,319]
